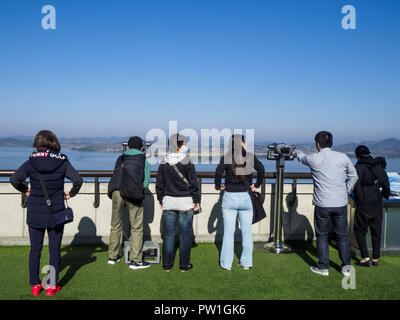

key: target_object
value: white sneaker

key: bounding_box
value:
[107,257,121,265]
[341,265,352,276]
[310,266,329,276]
[237,263,251,270]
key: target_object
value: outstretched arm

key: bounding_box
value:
[296,150,313,167]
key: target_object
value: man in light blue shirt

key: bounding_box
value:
[296,131,358,276]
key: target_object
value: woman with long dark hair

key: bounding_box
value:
[215,134,265,270]
[10,130,83,296]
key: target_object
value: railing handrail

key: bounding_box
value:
[0,169,313,209]
[0,170,313,179]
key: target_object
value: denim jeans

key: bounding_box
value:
[162,209,194,269]
[220,191,253,269]
[314,206,351,269]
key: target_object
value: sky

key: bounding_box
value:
[0,0,399,144]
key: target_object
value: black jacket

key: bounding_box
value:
[156,155,200,205]
[215,153,265,192]
[10,148,83,228]
[353,157,390,210]
[107,153,146,200]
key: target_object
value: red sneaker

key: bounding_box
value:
[46,285,61,296]
[32,284,43,296]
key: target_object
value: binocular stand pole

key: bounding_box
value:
[264,156,293,254]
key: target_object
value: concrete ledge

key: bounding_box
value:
[0,182,316,245]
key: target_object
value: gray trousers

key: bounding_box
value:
[108,191,144,262]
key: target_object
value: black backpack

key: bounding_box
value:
[354,164,382,208]
[119,156,145,203]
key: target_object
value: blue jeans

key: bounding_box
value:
[162,209,194,269]
[220,191,253,269]
[314,206,351,269]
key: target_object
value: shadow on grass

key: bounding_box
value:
[59,217,107,287]
[285,240,346,273]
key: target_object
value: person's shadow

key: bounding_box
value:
[282,192,314,242]
[59,217,107,287]
[208,191,243,262]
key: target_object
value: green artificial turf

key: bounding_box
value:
[0,241,399,300]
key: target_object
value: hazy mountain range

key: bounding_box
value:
[1,136,400,158]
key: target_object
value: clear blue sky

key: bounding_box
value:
[0,0,399,144]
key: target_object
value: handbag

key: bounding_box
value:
[172,164,202,215]
[243,178,267,224]
[35,170,74,226]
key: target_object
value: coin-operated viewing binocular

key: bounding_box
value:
[267,143,296,161]
[264,142,296,254]
[122,141,153,153]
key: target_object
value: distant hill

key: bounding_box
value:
[1,136,400,158]
[291,138,400,158]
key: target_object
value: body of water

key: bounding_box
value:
[1,147,400,183]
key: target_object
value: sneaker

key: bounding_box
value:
[310,266,329,276]
[32,283,43,296]
[163,266,172,272]
[129,260,151,270]
[221,267,231,271]
[180,264,194,272]
[108,256,122,265]
[46,285,61,296]
[372,260,379,267]
[341,265,352,277]
[237,263,251,270]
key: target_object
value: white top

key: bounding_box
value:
[296,148,358,208]
[162,196,193,211]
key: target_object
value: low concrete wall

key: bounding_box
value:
[0,182,316,245]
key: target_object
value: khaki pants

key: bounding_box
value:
[108,190,144,262]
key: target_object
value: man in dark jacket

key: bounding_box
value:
[107,136,151,270]
[353,145,390,267]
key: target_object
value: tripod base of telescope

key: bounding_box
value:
[264,242,294,254]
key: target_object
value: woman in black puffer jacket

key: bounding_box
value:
[353,145,390,267]
[10,130,82,296]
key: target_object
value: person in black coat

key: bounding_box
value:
[353,145,390,267]
[156,134,200,272]
[215,134,265,270]
[10,130,82,296]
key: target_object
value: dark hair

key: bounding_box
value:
[33,130,61,152]
[128,136,144,150]
[168,134,186,153]
[314,131,333,148]
[230,134,246,180]
[355,145,371,159]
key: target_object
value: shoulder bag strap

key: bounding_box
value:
[33,168,55,212]
[172,164,190,185]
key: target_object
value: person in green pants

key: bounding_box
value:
[107,136,151,270]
